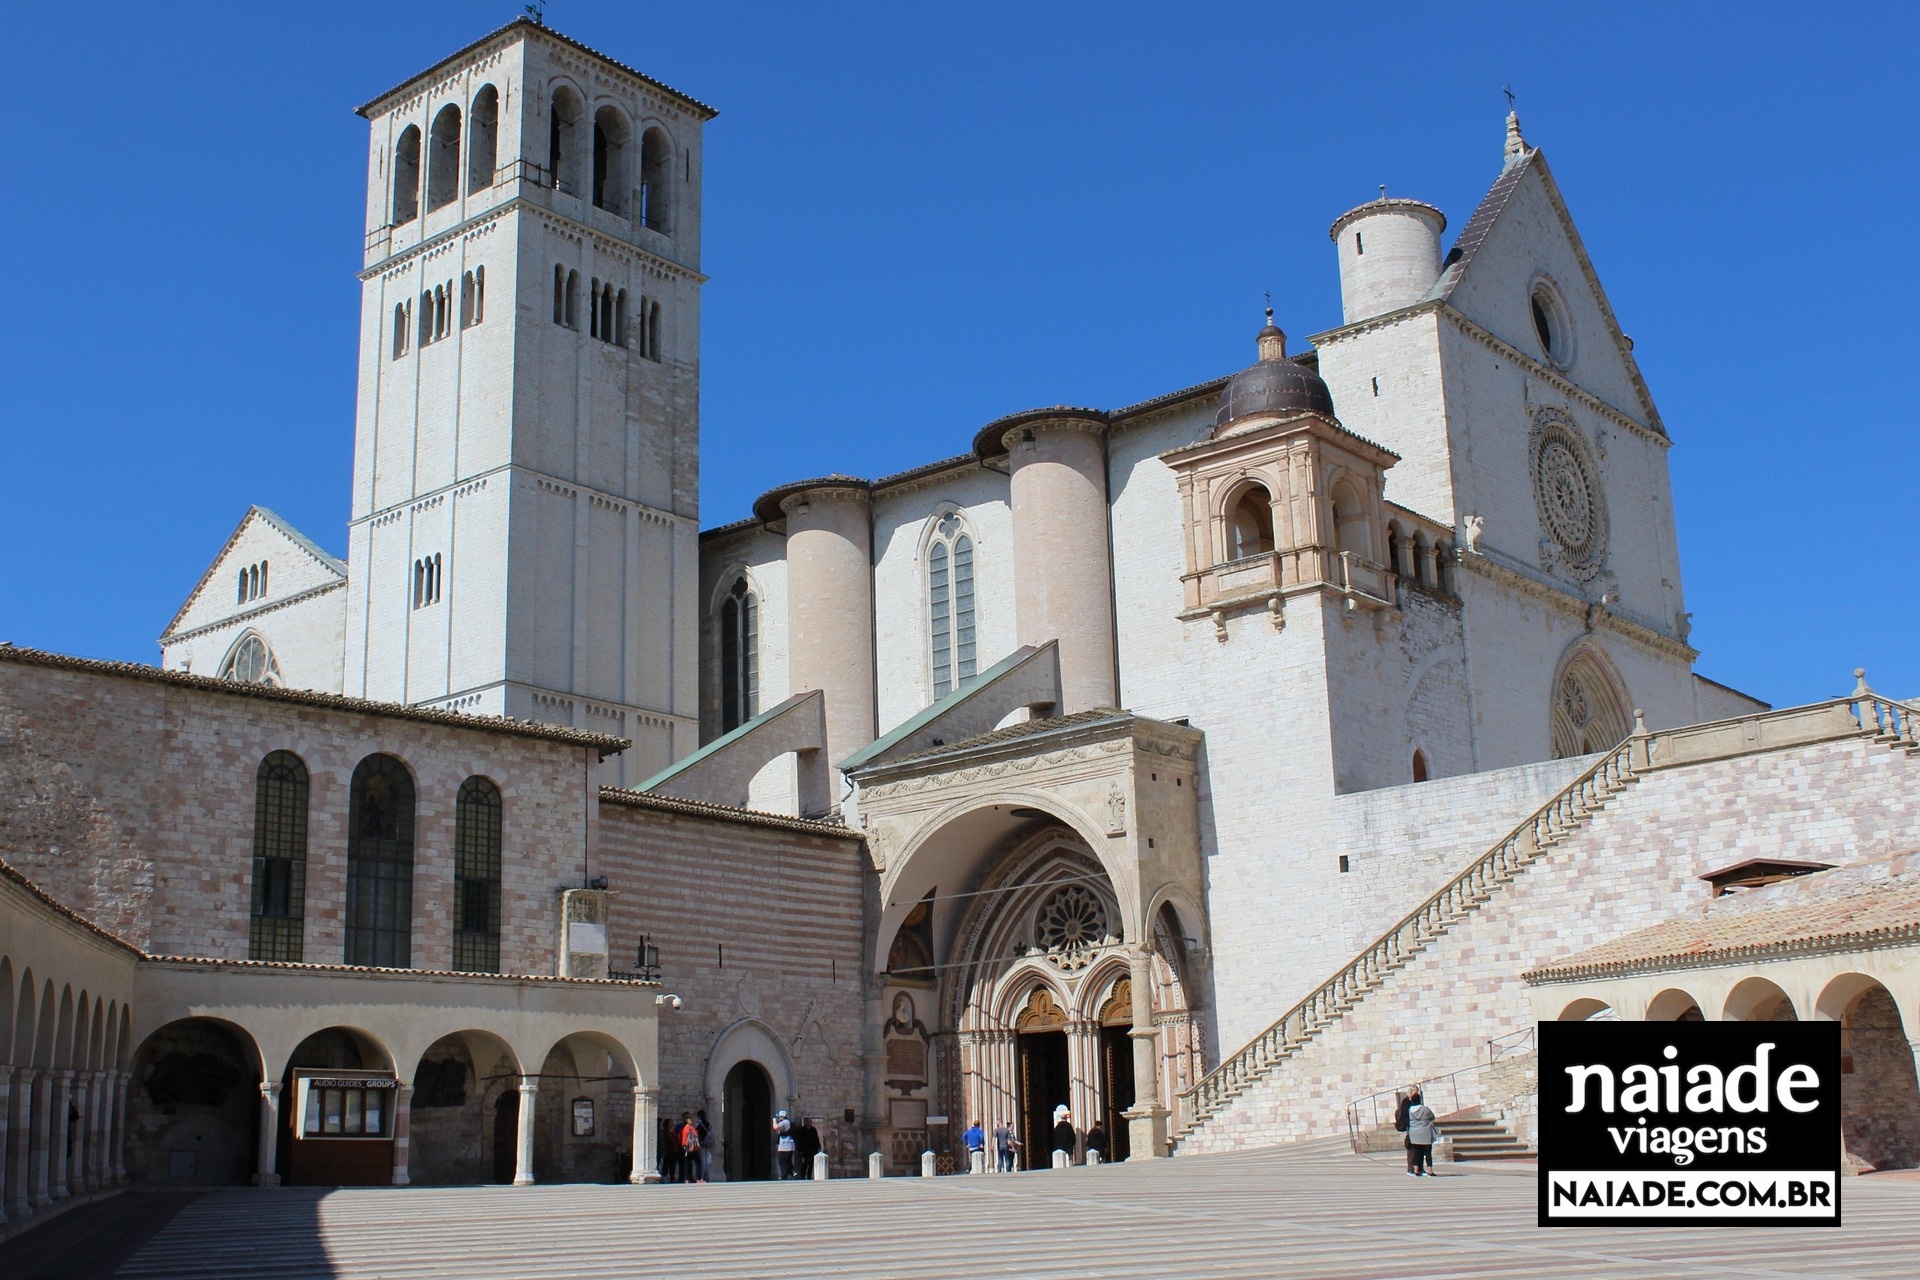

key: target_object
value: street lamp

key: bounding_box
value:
[636,934,661,983]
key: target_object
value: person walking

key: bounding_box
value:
[660,1114,683,1183]
[796,1116,822,1178]
[963,1120,985,1169]
[1405,1089,1440,1176]
[679,1112,704,1184]
[695,1109,714,1184]
[993,1120,1018,1172]
[773,1109,796,1180]
[1050,1106,1076,1167]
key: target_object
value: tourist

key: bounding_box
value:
[963,1119,985,1168]
[993,1120,1018,1172]
[796,1116,822,1178]
[1050,1106,1076,1166]
[679,1112,704,1184]
[1085,1124,1108,1163]
[695,1109,714,1184]
[1404,1090,1439,1176]
[660,1114,683,1183]
[773,1109,796,1180]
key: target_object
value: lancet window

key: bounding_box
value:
[927,512,976,698]
[452,776,503,973]
[345,754,415,968]
[719,576,759,732]
[249,751,309,962]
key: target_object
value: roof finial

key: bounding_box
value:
[1257,296,1286,361]
[1503,88,1527,165]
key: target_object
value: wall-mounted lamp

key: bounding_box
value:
[589,875,610,891]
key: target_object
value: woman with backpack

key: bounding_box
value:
[679,1113,705,1184]
[1404,1089,1440,1176]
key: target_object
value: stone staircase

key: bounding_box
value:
[1171,732,1646,1145]
[1438,1109,1534,1161]
[1171,677,1919,1152]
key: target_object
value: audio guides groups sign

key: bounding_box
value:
[1538,1022,1842,1227]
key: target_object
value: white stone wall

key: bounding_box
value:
[162,513,348,695]
[869,467,1016,730]
[1313,310,1454,523]
[1181,734,1920,1152]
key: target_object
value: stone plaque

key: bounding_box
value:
[887,1036,926,1080]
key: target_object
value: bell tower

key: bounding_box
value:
[343,19,714,783]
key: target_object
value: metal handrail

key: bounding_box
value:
[1344,1060,1491,1149]
[1486,1026,1535,1062]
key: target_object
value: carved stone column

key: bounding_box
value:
[254,1081,283,1186]
[630,1086,660,1184]
[1064,1018,1099,1165]
[111,1071,130,1183]
[11,1068,40,1216]
[94,1071,112,1189]
[74,1074,95,1193]
[389,1083,412,1186]
[1125,945,1169,1157]
[49,1069,74,1200]
[513,1080,538,1185]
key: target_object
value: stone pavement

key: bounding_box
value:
[52,1141,1920,1279]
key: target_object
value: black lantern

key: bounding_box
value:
[637,934,661,982]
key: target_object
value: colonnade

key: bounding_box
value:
[2,1061,134,1233]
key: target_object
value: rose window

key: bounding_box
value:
[1529,417,1607,573]
[1036,885,1108,970]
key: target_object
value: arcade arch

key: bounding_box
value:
[704,1019,796,1182]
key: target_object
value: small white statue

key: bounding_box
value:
[1463,514,1485,553]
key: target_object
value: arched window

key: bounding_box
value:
[719,577,759,732]
[452,776,502,973]
[392,299,411,358]
[1551,650,1632,759]
[1411,750,1430,783]
[549,87,583,194]
[467,85,499,194]
[553,264,566,325]
[249,751,309,962]
[461,267,485,328]
[427,104,461,211]
[647,300,661,359]
[1412,533,1431,587]
[236,568,248,604]
[639,128,672,232]
[592,107,630,215]
[1227,486,1274,560]
[258,561,268,596]
[1331,480,1371,560]
[1435,542,1454,594]
[393,125,421,225]
[219,632,281,685]
[1386,526,1403,577]
[588,278,602,339]
[346,754,415,968]
[567,270,581,329]
[927,512,976,698]
[614,288,628,347]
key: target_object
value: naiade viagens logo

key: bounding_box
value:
[1538,1022,1841,1227]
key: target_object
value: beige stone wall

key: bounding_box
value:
[1180,734,1920,1153]
[0,653,598,970]
[595,796,870,1173]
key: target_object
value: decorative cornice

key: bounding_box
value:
[0,644,631,756]
[1439,306,1665,448]
[362,199,707,286]
[1524,920,1920,984]
[598,785,866,841]
[352,463,689,533]
[1307,298,1444,347]
[1458,550,1697,661]
[160,579,346,647]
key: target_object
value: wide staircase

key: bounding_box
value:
[1440,1109,1534,1160]
[1171,679,1920,1151]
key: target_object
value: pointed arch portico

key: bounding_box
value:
[851,709,1207,1162]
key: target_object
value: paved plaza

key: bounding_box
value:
[7,1140,1919,1279]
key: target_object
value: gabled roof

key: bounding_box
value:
[1430,147,1666,438]
[160,506,346,642]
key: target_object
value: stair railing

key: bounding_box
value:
[1178,731,1643,1135]
[1849,670,1919,749]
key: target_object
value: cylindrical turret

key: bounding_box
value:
[775,482,876,773]
[1329,198,1446,325]
[1000,412,1117,713]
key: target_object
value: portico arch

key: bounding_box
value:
[1723,977,1798,1022]
[125,1016,265,1187]
[1815,973,1920,1171]
[1645,987,1706,1021]
[408,1029,521,1186]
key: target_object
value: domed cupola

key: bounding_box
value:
[1214,309,1335,431]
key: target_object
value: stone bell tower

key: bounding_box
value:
[342,19,714,784]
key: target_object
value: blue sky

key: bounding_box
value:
[1,2,1914,707]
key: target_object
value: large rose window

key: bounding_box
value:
[1036,885,1109,970]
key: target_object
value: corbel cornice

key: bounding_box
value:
[1439,306,1666,448]
[1458,549,1696,661]
[363,199,708,286]
[160,579,347,647]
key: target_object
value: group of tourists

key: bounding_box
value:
[658,1110,713,1183]
[961,1106,1109,1170]
[1393,1087,1441,1176]
[772,1110,823,1179]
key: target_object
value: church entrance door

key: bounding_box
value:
[723,1060,774,1181]
[1099,1024,1134,1162]
[1017,1029,1069,1169]
[490,1089,518,1183]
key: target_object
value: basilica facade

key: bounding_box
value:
[4,17,1916,1231]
